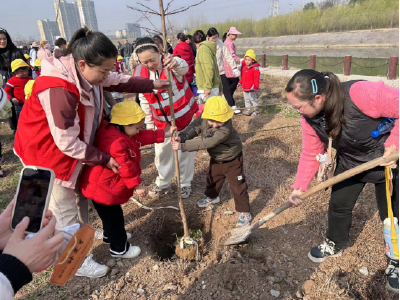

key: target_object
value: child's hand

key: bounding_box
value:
[12,98,20,104]
[169,126,177,137]
[136,184,147,197]
[171,140,181,150]
[171,136,181,142]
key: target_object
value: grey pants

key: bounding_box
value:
[243,92,258,114]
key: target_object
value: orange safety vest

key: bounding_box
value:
[134,60,198,130]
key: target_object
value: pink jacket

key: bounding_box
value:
[292,81,399,192]
[18,55,154,188]
[223,37,240,78]
[37,47,52,59]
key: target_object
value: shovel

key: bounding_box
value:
[224,151,399,246]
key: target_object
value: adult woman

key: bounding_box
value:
[0,27,26,164]
[37,40,51,59]
[207,28,240,103]
[193,30,222,103]
[222,27,242,113]
[29,42,39,68]
[286,69,399,292]
[133,37,198,199]
[173,33,195,85]
[14,28,169,278]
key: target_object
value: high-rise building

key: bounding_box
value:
[37,19,60,42]
[125,23,141,39]
[54,0,81,42]
[77,0,98,31]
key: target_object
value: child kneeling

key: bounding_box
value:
[80,101,173,258]
[171,96,252,227]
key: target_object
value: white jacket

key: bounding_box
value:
[216,39,236,76]
[0,273,15,300]
[138,56,188,129]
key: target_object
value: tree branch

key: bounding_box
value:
[166,0,206,15]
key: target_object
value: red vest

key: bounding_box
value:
[14,76,85,182]
[134,61,198,130]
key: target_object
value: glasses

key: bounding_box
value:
[288,101,311,115]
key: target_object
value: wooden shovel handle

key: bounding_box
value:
[251,151,399,230]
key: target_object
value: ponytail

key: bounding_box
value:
[65,27,118,67]
[222,32,227,42]
[285,69,345,138]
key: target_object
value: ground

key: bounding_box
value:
[0,75,397,300]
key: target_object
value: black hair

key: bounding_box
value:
[207,27,219,38]
[106,123,126,134]
[0,28,17,52]
[55,37,66,47]
[193,30,206,44]
[135,37,159,54]
[222,32,228,42]
[285,69,345,138]
[33,66,40,71]
[65,27,118,66]
[177,32,186,42]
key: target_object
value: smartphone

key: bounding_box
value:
[11,166,55,234]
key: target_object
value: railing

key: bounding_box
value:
[259,54,399,80]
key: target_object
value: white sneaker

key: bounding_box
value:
[181,186,192,199]
[197,196,220,208]
[232,106,241,114]
[103,232,132,244]
[111,244,141,259]
[148,185,171,199]
[75,254,110,278]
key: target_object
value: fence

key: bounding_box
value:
[259,54,399,80]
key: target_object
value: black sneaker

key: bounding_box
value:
[386,258,399,293]
[308,238,343,263]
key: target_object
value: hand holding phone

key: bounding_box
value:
[11,167,55,234]
[3,215,64,272]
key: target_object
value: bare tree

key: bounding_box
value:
[128,0,206,242]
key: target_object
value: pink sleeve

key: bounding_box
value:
[291,117,324,192]
[350,81,399,149]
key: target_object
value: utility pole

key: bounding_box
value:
[269,0,279,17]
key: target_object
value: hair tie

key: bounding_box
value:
[311,79,318,94]
[86,29,92,36]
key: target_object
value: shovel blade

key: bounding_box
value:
[224,226,253,246]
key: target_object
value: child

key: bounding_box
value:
[80,101,175,258]
[32,59,41,79]
[116,55,125,74]
[171,96,252,227]
[4,59,33,123]
[239,49,260,116]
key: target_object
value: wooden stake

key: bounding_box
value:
[158,0,190,239]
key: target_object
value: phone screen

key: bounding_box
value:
[12,168,51,233]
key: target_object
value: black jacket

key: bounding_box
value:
[0,47,25,87]
[305,80,388,183]
[122,43,134,57]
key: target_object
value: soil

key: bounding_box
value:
[2,76,396,299]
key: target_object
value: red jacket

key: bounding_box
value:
[173,42,195,84]
[4,76,33,103]
[240,61,260,92]
[80,121,165,205]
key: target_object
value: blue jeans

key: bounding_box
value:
[124,57,131,73]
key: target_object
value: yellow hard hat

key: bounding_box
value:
[11,59,29,73]
[24,80,35,100]
[24,54,31,60]
[111,101,146,125]
[201,96,234,123]
[34,59,42,67]
[117,56,124,61]
[244,49,256,61]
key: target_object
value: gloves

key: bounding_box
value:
[233,68,240,77]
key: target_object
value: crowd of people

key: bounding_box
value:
[0,24,398,298]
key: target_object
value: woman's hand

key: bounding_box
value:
[153,79,170,90]
[107,157,120,174]
[171,139,182,150]
[288,189,304,207]
[163,54,178,70]
[3,215,64,273]
[135,184,147,198]
[12,98,20,104]
[0,200,53,251]
[381,144,398,167]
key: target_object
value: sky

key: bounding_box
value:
[1,0,307,40]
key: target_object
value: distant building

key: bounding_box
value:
[125,23,141,39]
[54,0,81,41]
[37,19,60,42]
[116,30,124,39]
[77,0,98,31]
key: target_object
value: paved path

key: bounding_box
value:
[260,67,399,88]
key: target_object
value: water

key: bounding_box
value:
[236,47,399,77]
